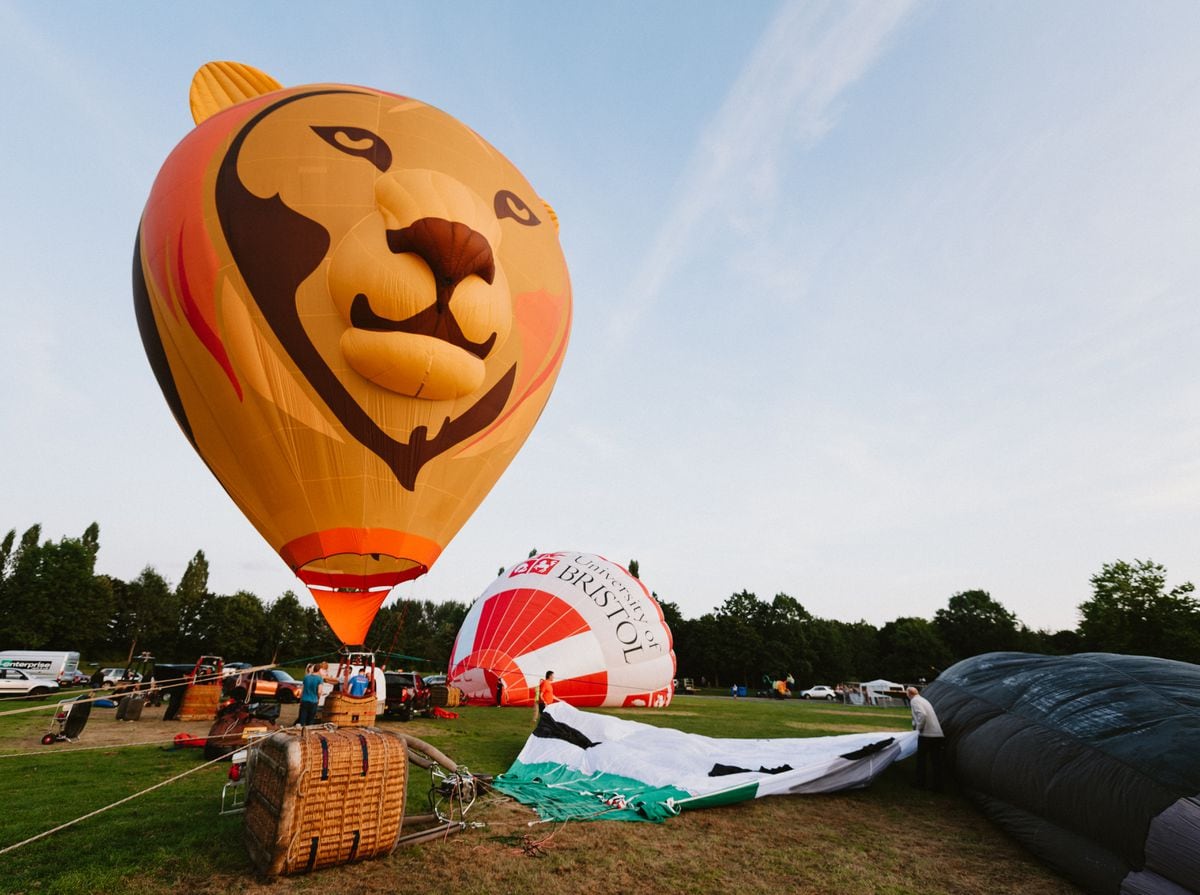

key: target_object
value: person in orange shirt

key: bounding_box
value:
[538,671,557,715]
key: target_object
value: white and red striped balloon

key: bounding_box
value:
[448,552,676,707]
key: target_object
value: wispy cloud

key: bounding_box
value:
[614,0,917,337]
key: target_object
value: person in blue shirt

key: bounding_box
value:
[299,662,335,726]
[348,667,372,698]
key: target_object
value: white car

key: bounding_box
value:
[99,668,142,686]
[0,668,61,697]
[800,685,838,701]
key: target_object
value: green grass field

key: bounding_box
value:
[0,694,1080,895]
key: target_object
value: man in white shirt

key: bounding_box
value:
[907,686,945,791]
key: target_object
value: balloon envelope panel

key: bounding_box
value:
[926,652,1200,895]
[134,64,571,644]
[449,552,675,707]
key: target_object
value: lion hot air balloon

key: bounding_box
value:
[133,62,571,645]
[448,552,676,707]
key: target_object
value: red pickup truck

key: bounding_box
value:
[383,671,430,721]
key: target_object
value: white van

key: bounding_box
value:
[0,650,81,685]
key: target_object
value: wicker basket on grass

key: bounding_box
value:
[429,684,464,708]
[244,727,407,877]
[175,681,222,721]
[317,692,376,727]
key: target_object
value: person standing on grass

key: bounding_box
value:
[300,662,335,726]
[907,685,945,790]
[538,671,557,715]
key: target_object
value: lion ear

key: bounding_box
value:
[189,61,283,125]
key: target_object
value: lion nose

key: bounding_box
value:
[386,218,496,296]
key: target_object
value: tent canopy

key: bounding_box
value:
[861,679,903,693]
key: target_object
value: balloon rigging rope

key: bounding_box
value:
[0,748,234,856]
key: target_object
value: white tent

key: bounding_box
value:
[861,678,903,694]
[854,679,905,705]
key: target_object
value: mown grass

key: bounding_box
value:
[0,694,1081,895]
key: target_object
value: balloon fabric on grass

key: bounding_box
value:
[494,702,917,822]
[925,652,1200,895]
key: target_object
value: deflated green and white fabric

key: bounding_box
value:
[494,702,917,822]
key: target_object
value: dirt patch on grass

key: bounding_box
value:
[815,708,910,721]
[3,696,302,753]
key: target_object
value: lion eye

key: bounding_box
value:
[311,125,392,172]
[494,190,541,226]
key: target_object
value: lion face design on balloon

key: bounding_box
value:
[209,87,562,489]
[134,63,570,591]
[232,93,520,404]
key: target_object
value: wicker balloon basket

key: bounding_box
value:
[430,684,464,708]
[175,682,222,722]
[243,727,407,877]
[317,693,377,727]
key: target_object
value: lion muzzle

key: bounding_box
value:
[327,174,513,401]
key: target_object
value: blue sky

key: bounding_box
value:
[3,1,1199,634]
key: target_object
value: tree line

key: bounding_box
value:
[0,523,469,671]
[657,558,1200,687]
[2,523,1198,683]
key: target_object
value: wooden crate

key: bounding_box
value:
[317,692,377,727]
[243,727,407,877]
[175,682,222,721]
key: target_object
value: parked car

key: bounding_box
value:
[800,685,838,701]
[0,668,61,697]
[383,671,430,721]
[100,668,142,686]
[224,669,302,703]
[422,674,447,687]
[62,671,91,687]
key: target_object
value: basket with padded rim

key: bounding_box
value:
[317,692,377,728]
[243,726,407,877]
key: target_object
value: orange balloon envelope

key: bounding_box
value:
[133,62,571,644]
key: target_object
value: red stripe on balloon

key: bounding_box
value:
[473,588,589,657]
[174,230,243,400]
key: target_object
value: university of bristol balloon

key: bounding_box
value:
[133,62,571,644]
[449,552,676,707]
